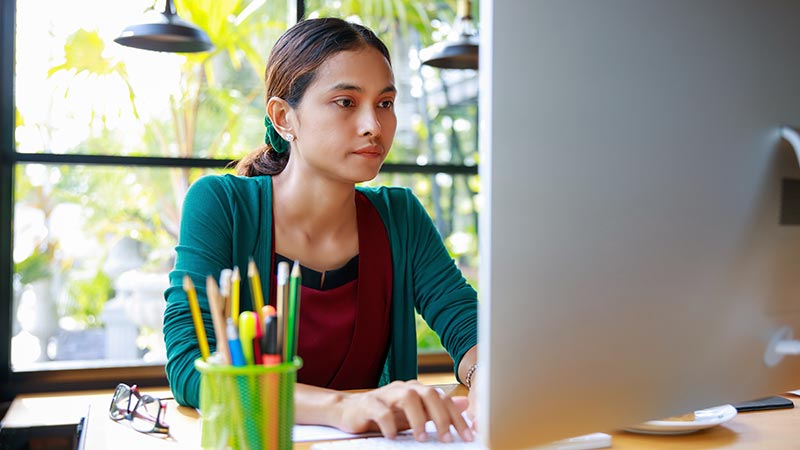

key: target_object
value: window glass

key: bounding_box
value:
[12,164,228,370]
[15,0,287,159]
[11,0,286,370]
[304,0,480,166]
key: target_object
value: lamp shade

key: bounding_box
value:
[419,40,478,70]
[420,0,478,70]
[114,0,212,53]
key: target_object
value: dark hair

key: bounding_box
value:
[236,18,392,177]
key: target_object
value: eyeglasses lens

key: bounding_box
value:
[131,395,161,433]
[109,384,131,420]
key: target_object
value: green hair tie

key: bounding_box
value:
[264,115,289,153]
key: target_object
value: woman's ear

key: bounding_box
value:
[266,97,295,139]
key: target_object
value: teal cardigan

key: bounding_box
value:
[163,174,478,407]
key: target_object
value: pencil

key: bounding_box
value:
[231,266,241,327]
[219,268,233,320]
[206,275,231,365]
[248,258,265,317]
[183,274,210,361]
[276,261,290,362]
[286,260,301,362]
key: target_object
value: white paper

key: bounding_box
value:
[293,424,382,442]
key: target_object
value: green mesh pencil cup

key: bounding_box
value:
[195,358,302,450]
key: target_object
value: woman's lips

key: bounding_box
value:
[353,145,383,157]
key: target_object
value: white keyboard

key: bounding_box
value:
[310,431,611,450]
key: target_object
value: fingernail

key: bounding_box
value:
[441,432,453,442]
[463,428,474,441]
[416,432,428,442]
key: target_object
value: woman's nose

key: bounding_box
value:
[358,107,381,137]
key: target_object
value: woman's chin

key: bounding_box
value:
[347,165,383,184]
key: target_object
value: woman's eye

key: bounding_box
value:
[379,100,394,109]
[335,98,354,108]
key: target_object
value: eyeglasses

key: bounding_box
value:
[109,383,173,435]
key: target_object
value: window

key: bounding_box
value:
[1,0,478,397]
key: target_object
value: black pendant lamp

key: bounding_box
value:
[115,0,213,53]
[420,0,478,70]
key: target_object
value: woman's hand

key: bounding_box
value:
[334,380,475,443]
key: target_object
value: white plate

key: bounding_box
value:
[623,404,738,435]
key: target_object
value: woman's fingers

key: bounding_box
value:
[444,394,474,442]
[339,381,475,442]
[370,399,399,439]
[412,386,452,442]
[391,382,473,443]
[451,396,469,412]
[394,387,429,441]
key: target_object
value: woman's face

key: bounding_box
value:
[289,47,397,184]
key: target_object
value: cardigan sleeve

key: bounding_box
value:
[163,175,237,407]
[405,191,479,379]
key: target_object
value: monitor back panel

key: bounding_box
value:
[479,1,800,448]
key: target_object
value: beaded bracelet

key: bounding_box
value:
[465,363,479,390]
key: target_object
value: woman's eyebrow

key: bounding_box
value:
[328,83,397,94]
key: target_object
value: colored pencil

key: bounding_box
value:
[219,268,233,320]
[276,261,290,362]
[183,274,210,361]
[286,260,302,362]
[248,258,265,317]
[205,275,230,365]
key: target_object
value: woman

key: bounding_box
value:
[163,17,478,442]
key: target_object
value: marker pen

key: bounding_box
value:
[226,317,246,367]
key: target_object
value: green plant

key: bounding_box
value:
[14,248,53,285]
[65,270,113,328]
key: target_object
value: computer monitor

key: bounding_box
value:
[477,1,800,448]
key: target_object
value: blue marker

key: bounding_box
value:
[226,317,246,366]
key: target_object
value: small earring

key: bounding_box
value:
[285,133,295,142]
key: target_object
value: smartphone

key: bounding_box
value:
[732,396,794,412]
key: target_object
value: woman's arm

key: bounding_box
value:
[405,191,479,382]
[164,175,237,407]
[296,380,475,442]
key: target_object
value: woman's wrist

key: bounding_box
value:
[295,384,348,428]
[464,363,479,390]
[457,345,479,387]
[325,391,348,428]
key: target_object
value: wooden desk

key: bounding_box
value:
[3,378,798,449]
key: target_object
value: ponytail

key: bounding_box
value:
[235,145,289,177]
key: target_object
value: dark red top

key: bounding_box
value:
[271,191,393,389]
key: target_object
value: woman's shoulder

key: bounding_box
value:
[188,173,271,198]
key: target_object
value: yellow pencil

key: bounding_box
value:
[183,274,210,361]
[231,266,241,327]
[248,258,265,316]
